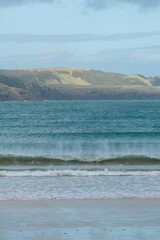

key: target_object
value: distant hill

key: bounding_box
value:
[0,67,160,100]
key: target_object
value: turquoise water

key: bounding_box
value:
[0,100,160,199]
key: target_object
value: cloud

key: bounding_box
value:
[131,49,160,61]
[1,45,160,75]
[85,0,160,10]
[1,0,160,9]
[0,32,160,43]
[0,0,60,7]
[0,47,72,69]
[68,45,160,75]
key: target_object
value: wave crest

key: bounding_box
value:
[0,155,160,166]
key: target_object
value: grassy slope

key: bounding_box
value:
[0,67,160,100]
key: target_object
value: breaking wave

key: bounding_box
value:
[0,155,160,166]
[1,169,160,177]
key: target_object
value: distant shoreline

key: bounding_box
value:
[0,67,160,101]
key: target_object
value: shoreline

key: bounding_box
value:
[1,199,160,240]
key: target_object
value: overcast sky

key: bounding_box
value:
[1,0,160,75]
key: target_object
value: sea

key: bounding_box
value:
[0,100,160,200]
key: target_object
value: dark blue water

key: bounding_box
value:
[1,100,160,159]
[0,100,160,199]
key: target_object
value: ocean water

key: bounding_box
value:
[0,100,160,200]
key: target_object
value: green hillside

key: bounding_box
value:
[0,67,160,100]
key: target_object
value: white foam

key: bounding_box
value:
[1,169,160,177]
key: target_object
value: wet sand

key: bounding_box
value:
[0,199,160,240]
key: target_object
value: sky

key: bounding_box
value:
[1,0,160,76]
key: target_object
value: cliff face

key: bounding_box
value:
[0,67,160,101]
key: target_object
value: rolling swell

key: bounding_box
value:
[0,155,160,166]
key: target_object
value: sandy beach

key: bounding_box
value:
[0,199,160,240]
